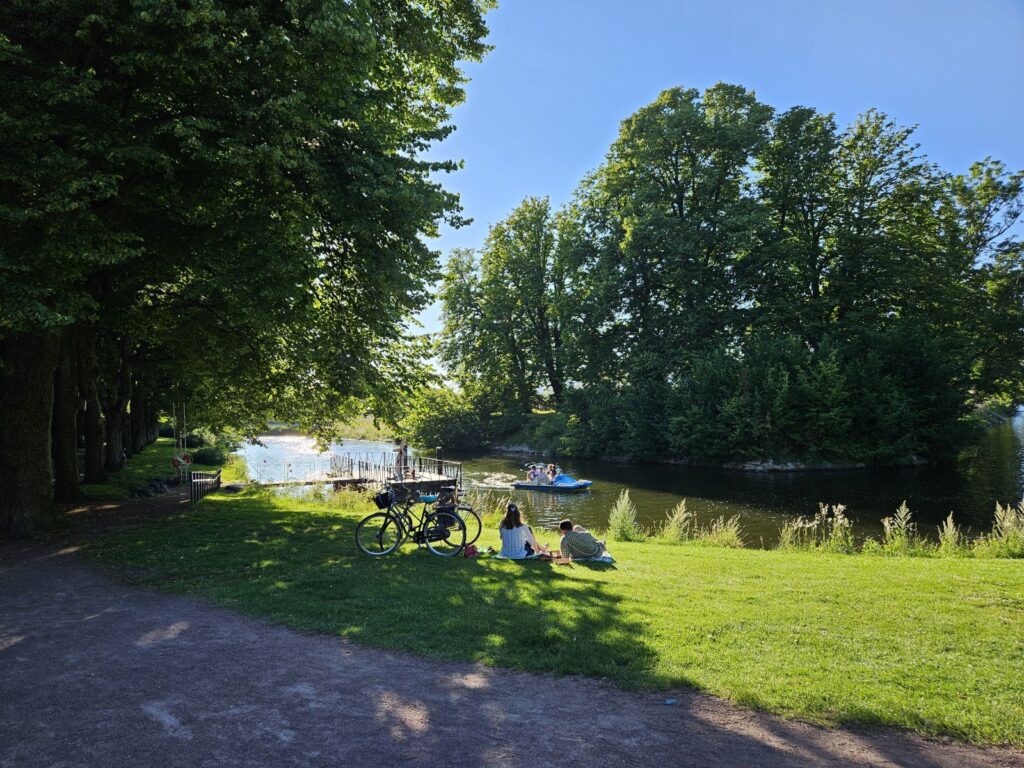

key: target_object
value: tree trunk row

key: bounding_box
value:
[0,332,61,535]
[0,325,162,536]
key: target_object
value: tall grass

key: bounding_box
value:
[697,515,745,548]
[458,487,1023,560]
[972,501,1024,558]
[937,513,969,557]
[463,489,513,527]
[656,499,744,546]
[608,490,646,542]
[216,454,250,484]
[861,501,934,557]
[660,499,696,542]
[777,504,855,554]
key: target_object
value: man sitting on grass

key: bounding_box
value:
[557,519,608,561]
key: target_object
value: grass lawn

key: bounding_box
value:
[86,487,1024,747]
[80,437,246,499]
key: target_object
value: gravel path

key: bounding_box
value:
[2,509,1022,767]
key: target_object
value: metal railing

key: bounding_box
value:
[326,454,462,488]
[329,454,355,477]
[412,456,463,486]
[190,469,222,505]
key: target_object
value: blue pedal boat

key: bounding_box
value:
[512,474,593,493]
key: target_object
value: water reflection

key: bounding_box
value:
[457,411,1024,544]
[235,436,397,484]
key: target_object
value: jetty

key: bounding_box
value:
[256,454,463,497]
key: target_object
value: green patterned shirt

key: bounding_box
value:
[560,531,603,559]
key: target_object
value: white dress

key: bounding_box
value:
[498,525,539,559]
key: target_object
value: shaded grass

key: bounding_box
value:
[86,488,1024,747]
[80,437,232,500]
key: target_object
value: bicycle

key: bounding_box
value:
[355,487,466,557]
[430,485,482,547]
[378,481,482,547]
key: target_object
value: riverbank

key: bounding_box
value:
[488,441,876,472]
[86,487,1024,748]
[264,417,395,443]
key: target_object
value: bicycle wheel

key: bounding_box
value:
[456,505,482,546]
[424,510,465,557]
[355,513,403,556]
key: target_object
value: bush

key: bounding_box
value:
[608,490,645,542]
[403,386,484,451]
[191,446,227,465]
[660,500,695,542]
[777,504,854,554]
[972,501,1024,558]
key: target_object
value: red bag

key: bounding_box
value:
[463,544,479,558]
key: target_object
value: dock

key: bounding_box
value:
[253,454,462,498]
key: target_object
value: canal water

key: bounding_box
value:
[236,411,1024,545]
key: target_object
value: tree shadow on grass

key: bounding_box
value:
[90,496,661,687]
[6,541,988,768]
[73,495,1024,764]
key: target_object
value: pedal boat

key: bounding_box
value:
[511,474,593,493]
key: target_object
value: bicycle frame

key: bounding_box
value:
[381,487,457,545]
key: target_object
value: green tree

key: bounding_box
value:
[563,84,774,457]
[440,197,568,411]
[442,84,1024,465]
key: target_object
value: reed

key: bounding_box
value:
[937,513,969,557]
[660,499,696,542]
[777,504,854,553]
[972,501,1024,558]
[608,489,646,542]
[695,515,744,548]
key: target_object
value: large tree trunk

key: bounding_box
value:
[0,331,60,536]
[130,385,148,454]
[77,326,106,483]
[51,328,80,502]
[104,408,126,471]
[101,336,132,472]
[148,399,159,443]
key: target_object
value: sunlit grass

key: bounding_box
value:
[87,487,1024,747]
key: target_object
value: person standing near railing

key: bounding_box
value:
[393,439,409,480]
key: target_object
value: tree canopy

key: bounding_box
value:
[0,0,492,534]
[430,84,1024,464]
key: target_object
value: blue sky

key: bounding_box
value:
[418,0,1024,334]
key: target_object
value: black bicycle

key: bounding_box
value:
[429,485,482,547]
[355,487,466,557]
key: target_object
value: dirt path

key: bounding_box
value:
[2,502,1023,767]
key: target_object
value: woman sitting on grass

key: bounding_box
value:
[497,503,549,560]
